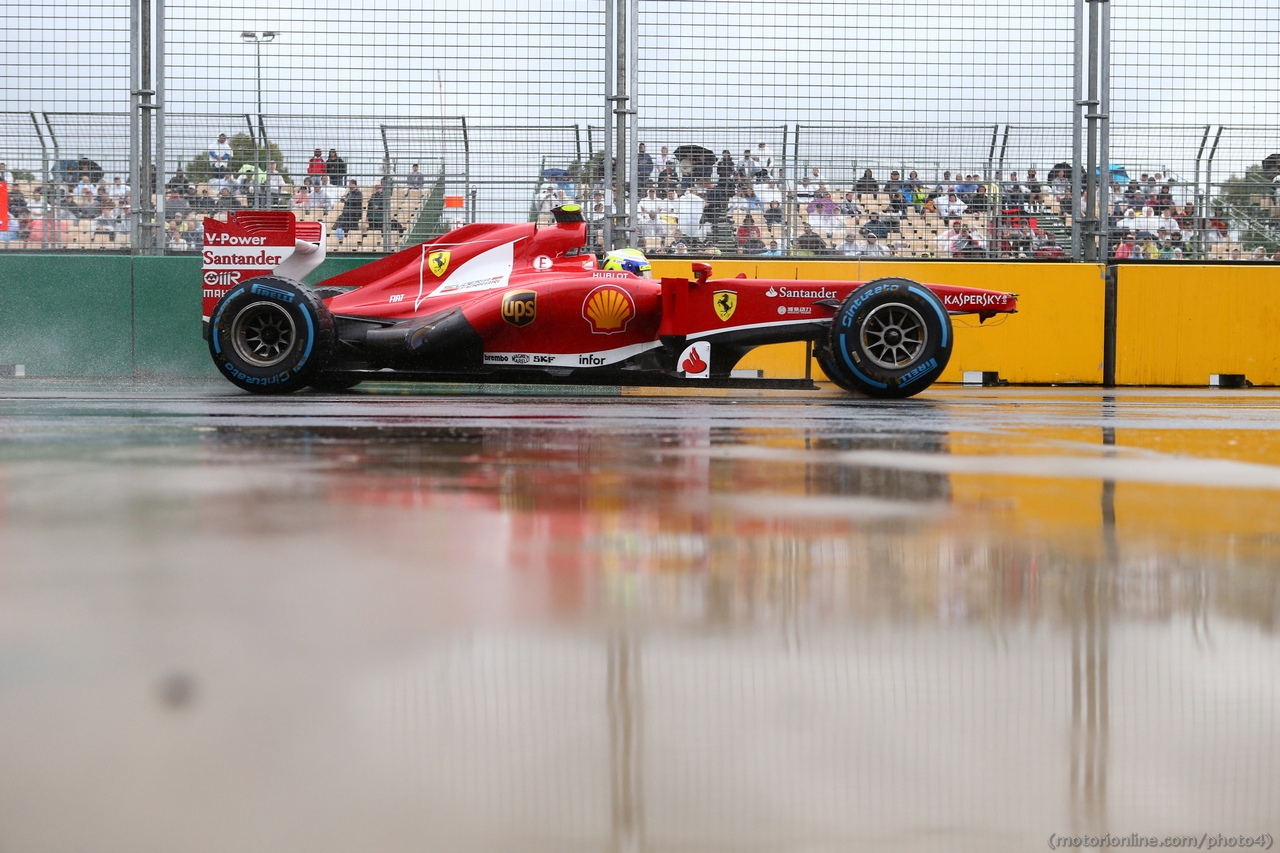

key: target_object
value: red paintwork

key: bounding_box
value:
[202,212,1019,362]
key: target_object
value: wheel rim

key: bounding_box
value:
[860,302,928,369]
[230,301,297,368]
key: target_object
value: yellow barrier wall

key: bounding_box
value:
[1115,265,1280,386]
[650,259,1106,384]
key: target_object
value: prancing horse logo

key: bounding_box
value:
[713,290,738,322]
[428,250,451,277]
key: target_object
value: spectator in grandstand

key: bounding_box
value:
[1156,207,1181,237]
[829,191,859,221]
[366,181,403,234]
[761,239,782,257]
[1117,207,1139,234]
[736,216,764,253]
[92,198,124,242]
[1003,173,1027,210]
[884,171,907,214]
[656,163,680,195]
[808,192,842,237]
[930,171,954,202]
[165,220,189,251]
[536,186,560,217]
[967,184,991,213]
[405,163,425,191]
[164,185,190,220]
[936,192,967,219]
[636,143,655,190]
[935,221,963,257]
[861,211,891,240]
[266,163,285,208]
[859,231,892,257]
[0,162,11,184]
[1158,238,1178,259]
[215,187,241,214]
[955,226,986,258]
[757,179,782,208]
[1010,222,1037,255]
[1036,232,1065,258]
[796,224,827,255]
[1134,205,1160,238]
[763,200,783,234]
[307,148,326,178]
[795,176,816,203]
[325,149,347,187]
[336,179,363,234]
[209,133,233,181]
[1113,232,1138,259]
[1252,247,1268,260]
[1024,170,1044,210]
[713,150,735,184]
[754,142,774,179]
[190,187,214,215]
[71,187,99,220]
[652,146,674,176]
[639,209,665,243]
[318,174,341,209]
[675,186,705,239]
[104,176,127,205]
[839,232,861,256]
[166,168,192,199]
[740,183,763,214]
[854,170,879,195]
[73,173,96,202]
[1049,168,1070,199]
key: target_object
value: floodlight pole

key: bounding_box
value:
[241,32,276,209]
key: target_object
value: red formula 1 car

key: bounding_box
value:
[201,206,1017,398]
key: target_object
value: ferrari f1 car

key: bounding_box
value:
[201,206,1018,398]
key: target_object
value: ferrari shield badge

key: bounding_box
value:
[713,290,738,323]
[428,250,451,277]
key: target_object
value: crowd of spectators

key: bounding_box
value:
[4,135,1279,260]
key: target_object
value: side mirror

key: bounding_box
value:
[691,261,712,284]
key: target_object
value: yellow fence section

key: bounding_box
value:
[1115,265,1280,386]
[651,259,1107,384]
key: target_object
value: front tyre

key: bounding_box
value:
[208,276,335,394]
[825,277,953,399]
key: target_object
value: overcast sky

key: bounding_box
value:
[1,0,1276,190]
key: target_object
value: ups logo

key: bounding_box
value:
[501,290,537,327]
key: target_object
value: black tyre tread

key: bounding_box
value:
[208,276,335,395]
[827,277,953,399]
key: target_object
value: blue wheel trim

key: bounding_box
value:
[210,287,244,356]
[908,285,948,349]
[838,333,888,389]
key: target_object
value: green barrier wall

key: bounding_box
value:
[0,254,375,378]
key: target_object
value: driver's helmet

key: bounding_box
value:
[603,247,652,278]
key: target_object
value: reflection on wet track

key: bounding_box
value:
[0,383,1277,851]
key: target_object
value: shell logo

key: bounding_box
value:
[582,284,635,334]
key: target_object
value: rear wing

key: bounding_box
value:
[202,211,326,320]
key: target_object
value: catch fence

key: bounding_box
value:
[0,0,1277,262]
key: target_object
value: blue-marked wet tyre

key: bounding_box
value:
[208,276,335,395]
[825,277,953,399]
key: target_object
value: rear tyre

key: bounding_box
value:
[208,276,335,394]
[825,277,953,399]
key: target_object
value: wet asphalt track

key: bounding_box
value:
[1,380,1278,852]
